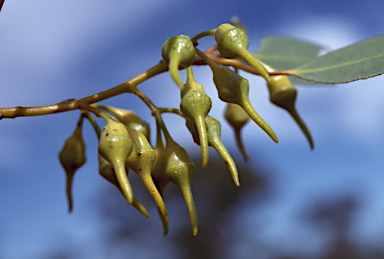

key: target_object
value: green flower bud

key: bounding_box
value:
[186,117,239,187]
[164,138,198,236]
[214,23,270,83]
[151,122,169,235]
[224,103,249,161]
[59,115,86,213]
[125,126,168,223]
[98,155,150,218]
[212,64,278,143]
[151,123,169,196]
[263,63,314,149]
[94,105,150,140]
[180,67,211,167]
[162,35,196,87]
[98,116,134,204]
[215,23,249,59]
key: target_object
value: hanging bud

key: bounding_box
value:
[224,103,249,161]
[59,115,86,213]
[151,122,170,196]
[98,116,134,204]
[125,126,168,223]
[162,35,196,87]
[212,64,278,143]
[214,23,270,83]
[180,67,211,167]
[263,63,314,149]
[186,117,240,187]
[151,122,169,235]
[94,105,150,140]
[164,136,198,236]
[195,48,277,143]
[98,155,150,218]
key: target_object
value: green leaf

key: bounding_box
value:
[254,36,322,70]
[286,35,384,84]
[253,36,322,84]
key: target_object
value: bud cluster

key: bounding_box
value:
[57,21,313,236]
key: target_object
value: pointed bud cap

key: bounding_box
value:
[264,63,314,149]
[125,126,168,223]
[186,117,240,186]
[164,139,198,236]
[180,70,211,167]
[98,117,134,204]
[212,65,277,143]
[98,155,150,218]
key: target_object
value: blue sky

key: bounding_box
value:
[1,0,384,258]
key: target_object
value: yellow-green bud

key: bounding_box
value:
[212,65,277,143]
[224,103,249,161]
[263,63,314,149]
[59,115,86,213]
[180,67,211,167]
[125,126,168,223]
[214,23,270,82]
[94,105,150,140]
[150,122,169,235]
[186,116,240,187]
[98,117,134,204]
[162,35,196,87]
[164,138,198,236]
[215,23,249,59]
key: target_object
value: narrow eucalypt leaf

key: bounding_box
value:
[254,36,322,71]
[284,35,384,83]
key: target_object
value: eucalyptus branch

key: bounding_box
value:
[0,61,168,119]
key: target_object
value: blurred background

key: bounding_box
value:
[1,1,384,258]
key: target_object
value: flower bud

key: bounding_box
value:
[125,126,168,223]
[215,23,249,58]
[215,23,270,82]
[164,138,198,236]
[186,117,239,187]
[224,103,249,161]
[98,116,134,204]
[180,67,211,167]
[94,105,150,140]
[212,65,278,143]
[162,35,196,87]
[151,123,169,235]
[59,115,86,213]
[263,63,314,149]
[151,123,169,196]
[98,155,150,218]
